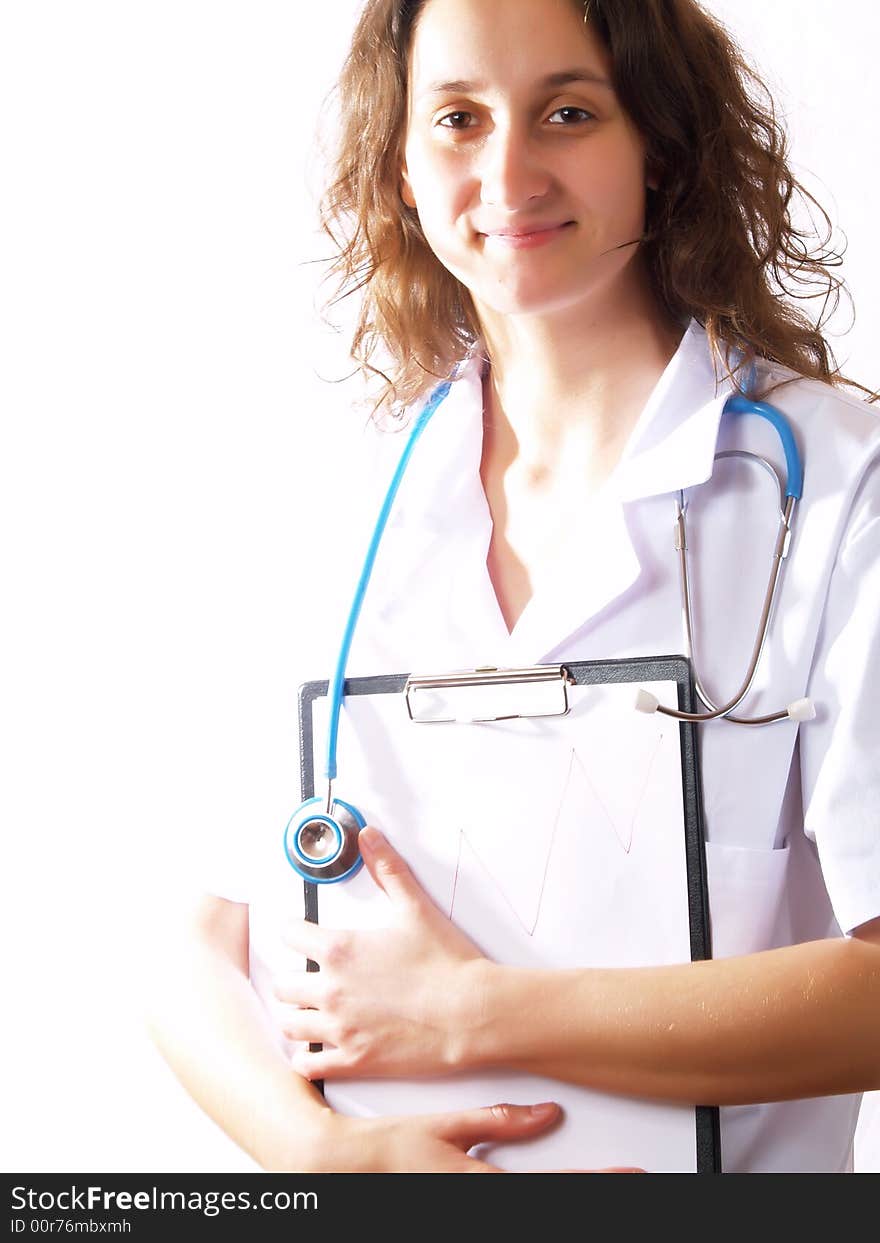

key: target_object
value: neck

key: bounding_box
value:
[476,273,686,490]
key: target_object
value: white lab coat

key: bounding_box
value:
[211,319,880,1172]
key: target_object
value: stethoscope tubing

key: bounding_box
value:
[724,396,803,499]
[662,492,797,723]
[287,365,810,885]
[324,381,806,746]
[322,375,455,798]
[655,395,805,724]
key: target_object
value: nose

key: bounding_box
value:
[478,120,554,211]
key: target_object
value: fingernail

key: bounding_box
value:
[359,826,384,854]
[529,1102,558,1117]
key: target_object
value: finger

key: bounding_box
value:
[546,1167,647,1174]
[358,826,433,912]
[430,1101,561,1150]
[280,917,331,962]
[279,1007,331,1045]
[460,1157,504,1173]
[273,972,323,1006]
[289,1046,348,1081]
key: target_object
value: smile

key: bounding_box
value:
[481,222,575,250]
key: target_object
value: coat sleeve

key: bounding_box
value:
[800,445,880,935]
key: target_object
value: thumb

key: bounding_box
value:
[358,825,430,911]
[430,1102,561,1150]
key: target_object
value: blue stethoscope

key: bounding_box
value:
[284,366,811,883]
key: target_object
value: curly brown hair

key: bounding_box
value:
[316,0,873,419]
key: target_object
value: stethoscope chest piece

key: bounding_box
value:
[283,797,366,883]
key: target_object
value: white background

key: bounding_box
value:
[2,0,877,1173]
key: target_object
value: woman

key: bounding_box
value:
[149,0,880,1172]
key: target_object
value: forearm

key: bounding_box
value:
[462,937,880,1105]
[146,928,333,1171]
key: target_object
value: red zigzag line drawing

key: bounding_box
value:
[447,733,664,937]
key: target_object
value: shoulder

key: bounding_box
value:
[352,353,486,509]
[752,364,880,528]
[761,363,880,468]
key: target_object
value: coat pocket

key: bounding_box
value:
[705,840,791,958]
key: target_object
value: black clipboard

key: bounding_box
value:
[297,654,721,1174]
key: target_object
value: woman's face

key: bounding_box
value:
[400,0,653,321]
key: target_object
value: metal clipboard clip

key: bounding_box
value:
[404,665,574,724]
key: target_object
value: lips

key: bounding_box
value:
[483,221,574,237]
[479,221,575,250]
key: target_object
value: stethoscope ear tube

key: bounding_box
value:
[724,396,803,499]
[637,393,811,725]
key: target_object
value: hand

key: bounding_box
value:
[326,1100,560,1172]
[274,825,488,1081]
[313,1102,645,1172]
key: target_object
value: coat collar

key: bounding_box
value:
[610,319,732,502]
[391,319,732,520]
[373,320,736,664]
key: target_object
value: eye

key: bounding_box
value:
[547,106,595,125]
[437,110,475,130]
